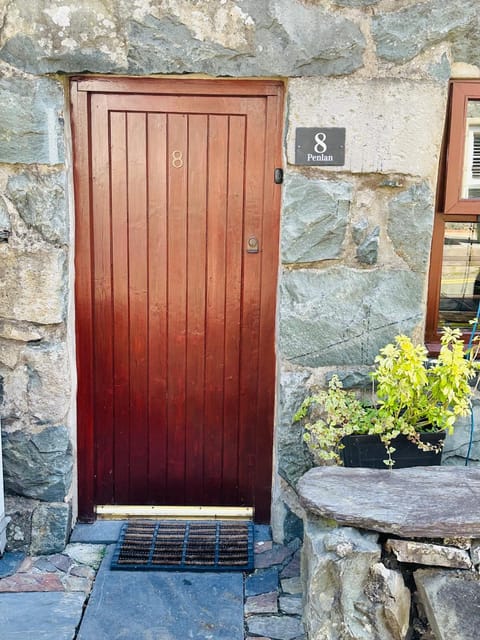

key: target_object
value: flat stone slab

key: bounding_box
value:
[298,466,480,537]
[77,545,244,639]
[0,552,25,578]
[386,539,472,569]
[69,520,125,543]
[0,591,86,639]
[414,569,480,640]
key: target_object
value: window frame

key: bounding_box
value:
[426,81,480,351]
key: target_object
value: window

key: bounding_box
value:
[426,81,480,350]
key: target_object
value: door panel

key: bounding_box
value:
[72,78,284,522]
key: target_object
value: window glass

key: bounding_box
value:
[462,100,480,199]
[439,220,480,330]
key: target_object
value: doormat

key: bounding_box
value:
[111,520,254,572]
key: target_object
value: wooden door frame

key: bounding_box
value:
[71,77,284,521]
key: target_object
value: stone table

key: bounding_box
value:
[297,466,480,538]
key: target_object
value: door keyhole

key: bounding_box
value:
[247,237,259,253]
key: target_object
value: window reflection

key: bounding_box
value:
[462,101,480,199]
[439,220,480,330]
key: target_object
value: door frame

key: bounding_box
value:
[70,77,284,521]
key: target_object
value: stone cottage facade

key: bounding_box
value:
[1,0,480,553]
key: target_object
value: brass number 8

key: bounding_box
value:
[171,150,184,169]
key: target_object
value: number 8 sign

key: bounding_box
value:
[295,128,346,166]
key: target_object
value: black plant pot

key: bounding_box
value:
[340,431,446,469]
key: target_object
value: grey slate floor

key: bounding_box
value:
[0,521,305,640]
[77,545,245,640]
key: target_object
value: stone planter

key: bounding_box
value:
[341,431,445,468]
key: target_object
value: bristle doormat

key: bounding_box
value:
[111,520,254,572]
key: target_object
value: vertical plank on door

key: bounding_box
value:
[238,105,266,509]
[185,114,208,505]
[222,115,246,505]
[255,94,282,521]
[72,84,95,520]
[126,112,149,503]
[110,111,130,503]
[147,113,168,503]
[91,94,114,505]
[166,114,188,504]
[204,115,228,504]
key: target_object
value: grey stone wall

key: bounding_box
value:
[1,0,480,551]
[0,68,71,552]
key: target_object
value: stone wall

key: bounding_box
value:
[0,0,480,551]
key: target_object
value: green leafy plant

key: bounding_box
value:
[294,328,479,467]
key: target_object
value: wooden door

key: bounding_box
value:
[71,78,284,523]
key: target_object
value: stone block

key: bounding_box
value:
[281,173,351,264]
[471,540,480,566]
[268,0,365,76]
[356,225,379,265]
[276,366,312,486]
[279,267,424,367]
[372,0,477,64]
[64,543,106,570]
[0,321,42,343]
[302,519,384,639]
[69,520,126,544]
[415,568,480,640]
[443,407,480,466]
[0,246,66,324]
[25,342,71,423]
[246,614,304,640]
[0,592,86,639]
[0,571,64,592]
[30,502,72,555]
[0,1,126,74]
[283,506,304,544]
[0,340,20,369]
[287,78,447,177]
[4,495,38,551]
[0,551,25,578]
[126,0,364,77]
[386,539,472,570]
[0,76,64,164]
[255,540,273,553]
[452,16,480,69]
[245,591,278,615]
[281,549,301,579]
[279,595,303,615]
[0,196,11,235]
[2,425,73,502]
[281,576,303,595]
[387,182,434,272]
[366,563,411,640]
[6,170,68,245]
[325,368,373,390]
[246,567,280,597]
[255,544,293,569]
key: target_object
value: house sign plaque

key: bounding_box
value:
[295,127,346,166]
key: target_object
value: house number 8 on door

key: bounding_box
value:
[171,150,184,168]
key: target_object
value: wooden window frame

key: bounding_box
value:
[426,81,480,351]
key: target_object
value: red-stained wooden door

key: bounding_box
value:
[71,78,283,522]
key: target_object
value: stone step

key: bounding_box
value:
[414,569,480,640]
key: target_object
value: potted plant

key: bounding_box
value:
[294,328,479,468]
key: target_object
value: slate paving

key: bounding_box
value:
[245,531,305,640]
[0,521,305,640]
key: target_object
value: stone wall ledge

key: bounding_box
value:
[298,466,480,538]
